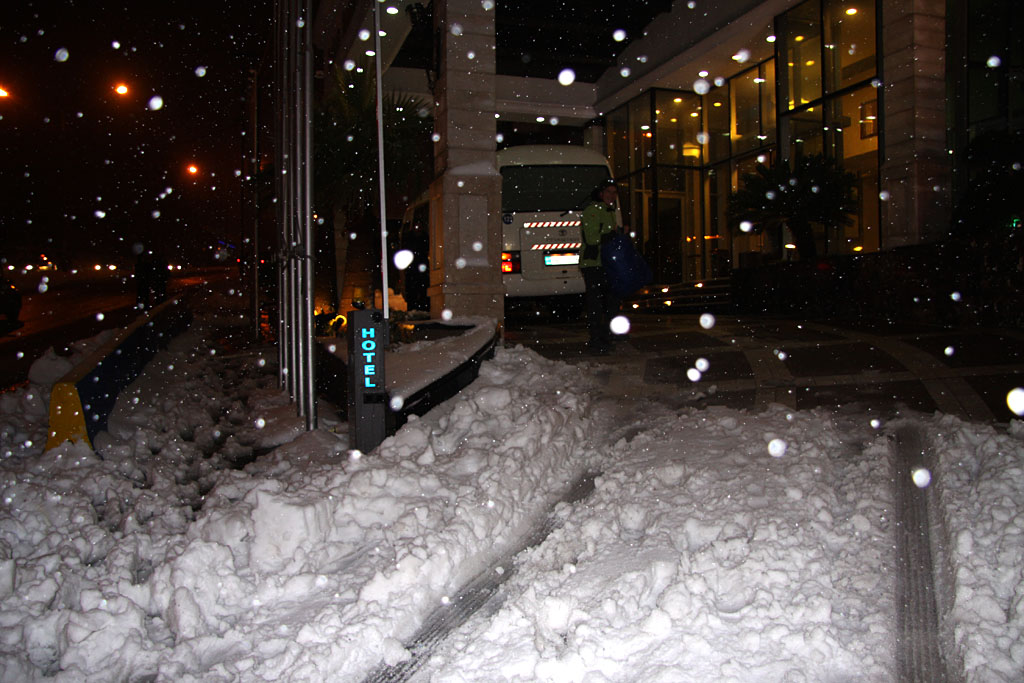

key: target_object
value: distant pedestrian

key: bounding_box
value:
[580,180,621,354]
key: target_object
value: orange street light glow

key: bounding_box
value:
[0,87,9,98]
[187,164,199,174]
[115,83,129,95]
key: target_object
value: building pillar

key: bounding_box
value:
[880,0,952,247]
[427,0,504,321]
[583,122,606,152]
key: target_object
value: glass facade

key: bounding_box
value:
[707,86,730,164]
[761,60,777,143]
[784,106,824,160]
[825,86,880,253]
[606,90,705,283]
[628,96,653,173]
[777,0,880,256]
[706,164,733,274]
[823,0,876,92]
[947,0,1024,198]
[605,0,881,282]
[609,73,782,281]
[606,106,630,180]
[778,0,823,110]
[729,62,776,156]
[962,0,1024,134]
[732,68,763,155]
[655,91,704,167]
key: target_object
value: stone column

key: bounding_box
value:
[427,0,504,321]
[583,122,606,152]
[880,0,951,247]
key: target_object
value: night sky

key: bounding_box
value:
[1,0,272,268]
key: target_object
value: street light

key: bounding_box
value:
[0,86,9,98]
[114,83,129,96]
[186,164,199,175]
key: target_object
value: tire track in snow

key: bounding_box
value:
[362,471,599,683]
[891,424,954,682]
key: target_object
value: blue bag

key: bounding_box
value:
[601,234,653,297]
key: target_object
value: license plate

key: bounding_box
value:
[544,252,579,266]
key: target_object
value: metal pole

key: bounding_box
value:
[273,0,316,429]
[301,0,317,429]
[374,0,390,319]
[250,67,261,344]
[275,0,290,390]
[287,0,300,403]
[289,3,299,400]
[291,0,304,414]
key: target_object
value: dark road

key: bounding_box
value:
[0,268,236,390]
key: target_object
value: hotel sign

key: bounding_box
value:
[347,308,387,452]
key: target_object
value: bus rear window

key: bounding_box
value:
[500,164,611,213]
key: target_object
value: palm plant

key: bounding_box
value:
[312,64,434,309]
[729,154,857,260]
[314,65,434,229]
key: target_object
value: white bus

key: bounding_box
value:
[498,144,618,300]
[395,144,618,310]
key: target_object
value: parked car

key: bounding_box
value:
[1,277,22,322]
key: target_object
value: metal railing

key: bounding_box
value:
[274,0,317,430]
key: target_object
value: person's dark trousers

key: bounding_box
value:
[582,267,619,350]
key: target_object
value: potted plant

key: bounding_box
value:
[729,154,857,261]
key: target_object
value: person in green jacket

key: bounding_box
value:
[580,180,620,354]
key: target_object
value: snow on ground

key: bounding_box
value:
[416,402,897,682]
[929,416,1024,680]
[1,281,1022,682]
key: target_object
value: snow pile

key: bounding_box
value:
[420,405,897,681]
[2,278,1023,681]
[0,310,597,680]
[931,415,1024,680]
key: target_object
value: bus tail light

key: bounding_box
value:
[501,251,521,274]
